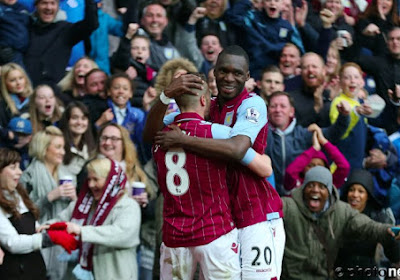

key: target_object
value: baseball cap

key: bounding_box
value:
[8,117,32,135]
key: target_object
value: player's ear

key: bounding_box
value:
[200,95,206,106]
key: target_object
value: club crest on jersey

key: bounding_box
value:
[246,107,260,123]
[224,111,234,126]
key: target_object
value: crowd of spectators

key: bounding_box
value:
[2,0,400,278]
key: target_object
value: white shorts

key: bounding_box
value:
[160,228,241,280]
[239,218,285,280]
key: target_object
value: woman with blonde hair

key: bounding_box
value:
[57,56,98,105]
[48,157,141,280]
[97,123,151,198]
[20,126,76,280]
[0,63,33,127]
[28,84,63,134]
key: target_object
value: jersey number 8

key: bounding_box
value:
[165,148,190,196]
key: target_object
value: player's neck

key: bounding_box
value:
[180,108,205,119]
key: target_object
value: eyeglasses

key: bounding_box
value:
[99,135,122,143]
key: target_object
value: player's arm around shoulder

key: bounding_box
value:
[211,123,271,177]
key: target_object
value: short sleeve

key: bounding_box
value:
[230,95,268,144]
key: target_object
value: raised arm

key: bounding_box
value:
[68,0,99,46]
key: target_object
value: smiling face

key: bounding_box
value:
[36,0,59,23]
[87,170,107,201]
[303,181,329,213]
[301,53,326,89]
[347,183,368,212]
[201,35,223,63]
[86,71,107,96]
[0,162,22,192]
[214,54,249,102]
[35,86,56,118]
[44,136,65,167]
[279,45,301,77]
[130,37,150,64]
[5,69,26,95]
[108,77,133,108]
[69,107,89,137]
[264,0,282,18]
[340,65,365,98]
[140,4,168,40]
[99,126,123,162]
[74,58,94,87]
[268,94,294,130]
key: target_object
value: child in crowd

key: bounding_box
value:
[0,63,33,127]
[96,73,148,162]
[0,0,30,66]
[330,62,373,168]
[284,123,350,193]
[28,85,63,133]
[111,23,157,109]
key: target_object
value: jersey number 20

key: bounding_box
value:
[165,148,190,196]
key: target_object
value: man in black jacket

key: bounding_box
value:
[24,0,98,87]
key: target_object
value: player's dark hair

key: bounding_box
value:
[217,45,250,68]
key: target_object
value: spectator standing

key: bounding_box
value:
[111,23,157,109]
[28,85,63,134]
[0,148,46,280]
[289,52,332,127]
[336,169,400,280]
[20,126,77,280]
[24,0,98,87]
[329,62,373,168]
[138,3,180,70]
[282,166,400,279]
[0,63,33,128]
[284,123,350,193]
[50,158,141,280]
[57,56,98,105]
[58,101,95,186]
[265,91,350,195]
